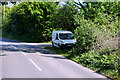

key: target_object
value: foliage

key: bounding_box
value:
[79,48,120,79]
[3,2,59,42]
[93,27,118,51]
[45,46,120,79]
[74,2,119,21]
[74,2,119,33]
[51,2,78,32]
[2,2,119,79]
[45,46,69,57]
[72,2,119,54]
[45,2,119,79]
[73,20,96,54]
[0,6,2,27]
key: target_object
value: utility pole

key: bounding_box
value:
[3,4,5,24]
[0,2,8,24]
[0,3,2,29]
[118,16,120,79]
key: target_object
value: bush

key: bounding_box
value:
[3,2,58,42]
[79,48,120,79]
[73,20,96,54]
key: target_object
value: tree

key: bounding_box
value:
[0,1,17,24]
[4,2,59,42]
[74,2,119,21]
[51,2,78,32]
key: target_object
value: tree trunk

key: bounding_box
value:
[118,17,120,78]
[3,4,5,24]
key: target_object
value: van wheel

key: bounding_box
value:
[52,42,55,47]
[59,44,63,49]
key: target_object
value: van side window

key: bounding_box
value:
[56,33,58,40]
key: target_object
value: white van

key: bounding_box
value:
[52,31,77,48]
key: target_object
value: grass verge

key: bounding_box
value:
[45,46,120,80]
[45,46,69,57]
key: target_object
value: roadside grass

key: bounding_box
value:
[45,46,83,62]
[45,46,120,80]
[42,41,52,43]
[45,46,69,57]
[44,46,78,61]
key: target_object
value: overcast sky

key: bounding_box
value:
[7,0,83,8]
[7,2,13,8]
[7,1,20,8]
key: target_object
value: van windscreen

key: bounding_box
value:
[59,33,74,40]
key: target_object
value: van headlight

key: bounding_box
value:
[73,39,77,44]
[75,39,77,43]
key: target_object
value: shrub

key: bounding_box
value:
[79,48,120,79]
[73,20,96,54]
[3,2,58,42]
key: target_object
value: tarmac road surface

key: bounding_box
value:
[0,37,107,79]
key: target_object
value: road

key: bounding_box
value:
[0,38,107,79]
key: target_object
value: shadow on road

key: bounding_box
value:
[1,38,66,60]
[41,55,66,59]
[0,54,7,56]
[0,37,22,43]
[2,44,52,54]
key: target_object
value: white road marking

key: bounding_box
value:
[10,44,42,71]
[10,45,27,56]
[20,51,26,56]
[29,59,42,71]
[11,45,17,49]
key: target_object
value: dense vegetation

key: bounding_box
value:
[3,2,59,42]
[0,6,2,28]
[2,2,119,79]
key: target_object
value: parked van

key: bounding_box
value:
[52,31,77,48]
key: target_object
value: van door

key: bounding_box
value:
[54,33,59,47]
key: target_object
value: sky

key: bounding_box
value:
[6,0,83,8]
[7,1,20,8]
[7,2,13,8]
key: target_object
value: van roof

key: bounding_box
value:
[53,31,72,33]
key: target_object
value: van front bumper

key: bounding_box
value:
[61,43,75,47]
